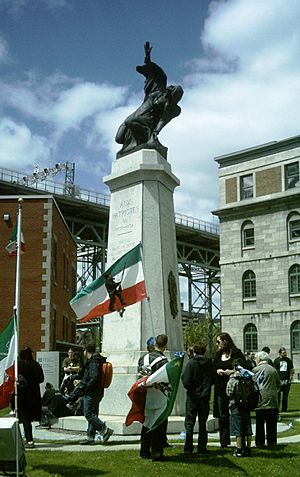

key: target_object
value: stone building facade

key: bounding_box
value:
[0,195,77,355]
[214,136,300,379]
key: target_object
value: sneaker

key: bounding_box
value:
[80,439,95,446]
[233,449,243,457]
[102,427,113,444]
[24,442,35,449]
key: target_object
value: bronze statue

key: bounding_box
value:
[115,42,183,159]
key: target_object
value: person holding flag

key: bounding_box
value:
[126,334,184,462]
[139,334,169,461]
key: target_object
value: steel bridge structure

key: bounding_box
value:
[0,165,220,326]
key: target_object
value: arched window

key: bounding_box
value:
[241,220,255,249]
[244,323,258,351]
[289,264,300,295]
[288,212,300,242]
[291,321,300,352]
[243,270,256,299]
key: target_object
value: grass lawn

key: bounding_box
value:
[1,383,299,476]
[24,444,300,477]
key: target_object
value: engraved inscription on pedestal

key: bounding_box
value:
[108,183,143,264]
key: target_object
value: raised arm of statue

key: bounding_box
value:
[144,41,152,64]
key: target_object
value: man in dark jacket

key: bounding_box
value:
[181,342,213,455]
[70,343,113,445]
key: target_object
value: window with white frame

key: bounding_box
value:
[244,323,258,351]
[240,174,254,200]
[285,162,299,190]
[243,270,256,299]
[289,264,300,295]
[242,220,255,249]
[291,320,300,351]
[288,213,300,242]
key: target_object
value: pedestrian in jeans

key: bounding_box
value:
[181,342,213,455]
[226,360,253,457]
[69,343,113,445]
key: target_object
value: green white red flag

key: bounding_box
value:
[5,225,25,256]
[125,355,184,431]
[0,319,16,409]
[70,243,147,323]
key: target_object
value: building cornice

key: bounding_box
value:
[215,134,300,168]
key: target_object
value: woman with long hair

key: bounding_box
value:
[13,346,44,448]
[213,332,246,448]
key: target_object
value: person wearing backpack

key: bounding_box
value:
[226,359,254,457]
[139,334,169,461]
[253,351,281,448]
[68,343,113,445]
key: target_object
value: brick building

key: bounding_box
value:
[0,195,77,355]
[214,135,300,379]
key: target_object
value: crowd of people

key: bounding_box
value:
[11,335,294,457]
[181,335,294,459]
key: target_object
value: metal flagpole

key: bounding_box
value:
[13,198,23,477]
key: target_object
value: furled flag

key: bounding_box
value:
[0,318,16,409]
[70,243,147,323]
[5,225,25,256]
[125,355,184,431]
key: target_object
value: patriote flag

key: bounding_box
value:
[125,355,184,431]
[0,318,16,409]
[5,225,25,256]
[70,243,147,323]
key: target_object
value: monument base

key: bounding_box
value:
[102,148,184,416]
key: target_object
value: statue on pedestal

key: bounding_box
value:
[115,42,183,159]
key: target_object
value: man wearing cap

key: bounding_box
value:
[137,337,156,378]
[274,347,294,412]
[138,334,169,461]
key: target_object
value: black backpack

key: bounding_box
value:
[235,376,260,411]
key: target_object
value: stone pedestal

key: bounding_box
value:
[101,149,184,415]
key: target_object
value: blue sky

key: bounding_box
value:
[1,0,300,221]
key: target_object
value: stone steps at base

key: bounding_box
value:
[52,415,219,436]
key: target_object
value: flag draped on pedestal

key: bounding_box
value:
[125,355,184,431]
[70,243,147,323]
[0,318,16,409]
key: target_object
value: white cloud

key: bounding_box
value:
[0,118,51,169]
[0,75,127,139]
[52,82,127,136]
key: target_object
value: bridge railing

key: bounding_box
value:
[0,166,111,207]
[175,212,219,235]
[0,165,219,234]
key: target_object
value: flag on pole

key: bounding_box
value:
[70,243,147,323]
[125,355,184,431]
[0,319,16,409]
[5,225,25,256]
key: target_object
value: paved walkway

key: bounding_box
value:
[29,420,300,452]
